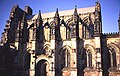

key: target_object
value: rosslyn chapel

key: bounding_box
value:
[0,1,120,76]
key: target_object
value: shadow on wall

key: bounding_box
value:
[0,44,16,76]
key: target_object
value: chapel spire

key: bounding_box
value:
[94,1,102,36]
[54,8,60,25]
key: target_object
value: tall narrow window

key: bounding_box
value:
[44,26,50,41]
[86,49,92,67]
[65,49,70,67]
[66,28,71,39]
[109,48,116,67]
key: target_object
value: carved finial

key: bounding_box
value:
[39,10,41,14]
[56,8,58,12]
[75,5,77,9]
[74,5,78,16]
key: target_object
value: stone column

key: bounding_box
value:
[111,54,113,67]
[109,50,113,67]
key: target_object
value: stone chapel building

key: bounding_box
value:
[0,1,120,76]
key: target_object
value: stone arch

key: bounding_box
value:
[85,44,95,54]
[50,21,55,35]
[59,45,72,67]
[85,44,96,68]
[66,17,73,26]
[107,43,120,54]
[41,44,52,55]
[60,45,73,53]
[107,43,120,68]
[83,16,94,24]
[36,55,51,76]
[66,18,75,39]
[36,55,51,66]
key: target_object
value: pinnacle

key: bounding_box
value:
[55,8,59,18]
[37,10,42,20]
[74,5,78,16]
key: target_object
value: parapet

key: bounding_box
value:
[103,32,119,38]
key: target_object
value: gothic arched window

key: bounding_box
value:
[60,49,70,68]
[109,48,117,67]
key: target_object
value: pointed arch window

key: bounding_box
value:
[65,49,70,67]
[109,48,117,68]
[60,48,70,68]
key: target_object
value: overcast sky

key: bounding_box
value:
[0,0,120,38]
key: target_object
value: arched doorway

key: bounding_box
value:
[36,60,50,76]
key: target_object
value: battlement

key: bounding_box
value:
[103,32,119,38]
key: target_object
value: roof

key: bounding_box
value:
[27,6,95,20]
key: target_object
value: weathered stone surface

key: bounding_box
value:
[0,1,120,76]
